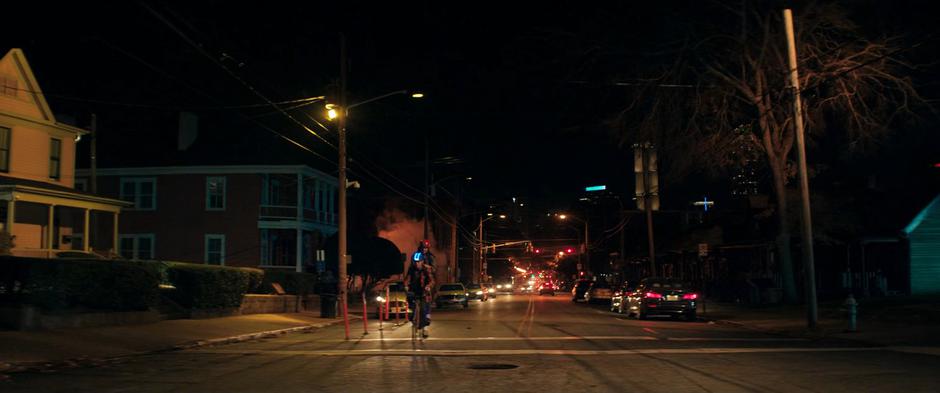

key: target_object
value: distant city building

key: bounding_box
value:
[731,124,760,197]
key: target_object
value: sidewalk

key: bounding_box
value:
[701,296,940,347]
[0,312,356,373]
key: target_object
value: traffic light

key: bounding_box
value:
[535,248,541,254]
[566,248,574,254]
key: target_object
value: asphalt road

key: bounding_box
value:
[5,294,939,392]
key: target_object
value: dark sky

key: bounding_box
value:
[7,1,939,225]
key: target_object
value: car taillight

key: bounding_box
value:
[645,292,663,299]
[682,293,698,300]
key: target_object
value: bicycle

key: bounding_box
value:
[410,292,430,340]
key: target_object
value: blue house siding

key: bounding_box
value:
[904,195,940,295]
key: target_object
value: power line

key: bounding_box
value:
[138,1,337,152]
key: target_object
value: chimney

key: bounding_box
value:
[178,112,198,151]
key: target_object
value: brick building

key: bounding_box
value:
[76,165,337,271]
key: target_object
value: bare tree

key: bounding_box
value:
[614,2,928,302]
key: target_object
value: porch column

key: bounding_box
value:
[83,209,90,252]
[4,199,13,233]
[47,204,55,251]
[296,172,303,272]
[113,212,119,254]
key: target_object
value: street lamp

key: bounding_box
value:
[327,38,424,339]
[478,213,506,284]
[556,213,589,275]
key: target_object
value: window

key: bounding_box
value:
[0,126,9,173]
[119,234,155,260]
[205,234,225,265]
[1,76,16,98]
[120,178,156,210]
[49,138,61,179]
[206,176,226,210]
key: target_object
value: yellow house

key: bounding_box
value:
[0,48,127,258]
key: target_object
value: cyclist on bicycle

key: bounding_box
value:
[404,240,435,337]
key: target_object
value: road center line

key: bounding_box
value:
[190,347,885,357]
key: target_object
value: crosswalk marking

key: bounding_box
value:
[325,336,808,343]
[190,347,884,357]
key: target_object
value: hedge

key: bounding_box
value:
[257,270,318,295]
[162,262,264,309]
[0,256,162,311]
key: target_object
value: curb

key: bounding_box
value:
[706,317,886,347]
[0,316,359,375]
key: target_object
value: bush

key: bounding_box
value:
[0,256,161,311]
[163,262,263,309]
[257,270,318,295]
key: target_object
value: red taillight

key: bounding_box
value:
[682,293,698,300]
[645,292,662,299]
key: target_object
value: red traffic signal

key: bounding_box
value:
[535,249,541,254]
[566,248,574,253]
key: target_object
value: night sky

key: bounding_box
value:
[7,1,939,237]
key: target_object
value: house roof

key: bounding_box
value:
[903,194,940,236]
[0,48,87,135]
[0,175,130,210]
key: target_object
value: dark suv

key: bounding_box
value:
[571,280,592,302]
[625,278,699,321]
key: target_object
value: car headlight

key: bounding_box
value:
[488,288,495,293]
[497,285,503,289]
[375,296,386,303]
[475,291,483,295]
[465,293,469,296]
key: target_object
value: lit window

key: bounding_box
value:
[206,176,226,210]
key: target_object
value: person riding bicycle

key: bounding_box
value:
[404,240,435,337]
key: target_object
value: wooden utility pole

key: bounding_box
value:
[783,8,818,329]
[337,33,350,339]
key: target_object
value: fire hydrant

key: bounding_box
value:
[844,293,858,333]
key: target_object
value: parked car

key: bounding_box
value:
[466,283,488,301]
[624,278,698,321]
[571,280,592,302]
[376,281,409,317]
[584,280,613,304]
[54,250,106,259]
[494,282,514,294]
[435,283,470,309]
[538,282,555,296]
[610,282,635,313]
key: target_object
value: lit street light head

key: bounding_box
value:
[325,104,339,120]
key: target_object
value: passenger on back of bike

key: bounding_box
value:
[404,240,435,337]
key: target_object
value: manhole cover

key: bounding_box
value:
[467,363,519,370]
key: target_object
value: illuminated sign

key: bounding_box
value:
[585,185,606,192]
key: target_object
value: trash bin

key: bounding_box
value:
[320,294,337,318]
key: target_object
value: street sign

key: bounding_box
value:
[585,185,606,192]
[694,197,715,212]
[698,243,709,257]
